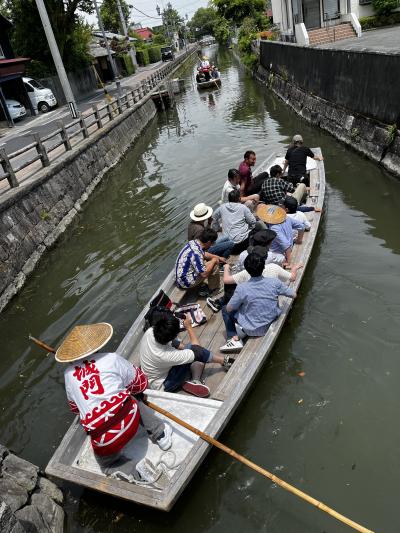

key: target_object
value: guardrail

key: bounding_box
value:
[0,46,197,192]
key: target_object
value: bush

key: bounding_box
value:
[148,46,161,63]
[359,11,400,28]
[136,49,149,66]
[372,0,398,16]
[120,53,135,76]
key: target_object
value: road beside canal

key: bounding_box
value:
[1,47,400,532]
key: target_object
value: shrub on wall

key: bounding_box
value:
[136,49,150,66]
[371,0,398,16]
[148,46,162,63]
[359,11,400,28]
[120,54,135,76]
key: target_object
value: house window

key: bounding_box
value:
[359,0,371,4]
[0,44,5,59]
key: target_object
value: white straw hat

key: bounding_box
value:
[190,203,213,222]
[55,323,113,363]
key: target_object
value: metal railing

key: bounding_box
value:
[0,46,197,192]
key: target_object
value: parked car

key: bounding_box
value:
[6,99,26,121]
[161,46,175,62]
[23,77,57,113]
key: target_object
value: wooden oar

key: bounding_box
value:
[145,399,374,533]
[29,336,373,532]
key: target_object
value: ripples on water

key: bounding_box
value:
[1,47,400,532]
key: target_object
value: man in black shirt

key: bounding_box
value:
[282,134,323,186]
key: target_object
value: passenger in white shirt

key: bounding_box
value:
[139,314,233,398]
[283,195,322,231]
[221,169,259,207]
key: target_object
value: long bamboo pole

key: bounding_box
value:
[29,336,374,532]
[145,400,374,533]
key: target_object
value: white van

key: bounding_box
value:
[23,77,57,113]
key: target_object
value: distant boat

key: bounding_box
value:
[196,77,221,90]
[46,150,325,511]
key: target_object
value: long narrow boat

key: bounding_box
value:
[46,150,325,511]
[197,77,221,90]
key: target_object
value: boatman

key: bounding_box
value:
[56,322,172,482]
[282,134,324,187]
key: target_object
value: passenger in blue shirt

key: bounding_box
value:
[220,253,296,352]
[256,204,305,266]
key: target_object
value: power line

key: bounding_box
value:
[131,6,162,19]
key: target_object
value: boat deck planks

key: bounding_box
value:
[46,149,325,510]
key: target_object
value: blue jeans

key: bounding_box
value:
[208,235,235,258]
[222,306,238,339]
[163,343,212,392]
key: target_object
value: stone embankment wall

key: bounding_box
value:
[0,97,157,312]
[0,444,64,532]
[259,41,400,177]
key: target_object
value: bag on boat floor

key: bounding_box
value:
[174,303,207,328]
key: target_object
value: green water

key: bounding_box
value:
[1,48,400,532]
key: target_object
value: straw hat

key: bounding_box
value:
[256,204,286,225]
[55,323,113,363]
[190,203,213,222]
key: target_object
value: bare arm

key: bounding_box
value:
[295,229,305,244]
[184,315,200,345]
[240,193,259,203]
[200,257,219,279]
[282,159,289,173]
[289,263,303,281]
[223,264,235,284]
[204,251,226,263]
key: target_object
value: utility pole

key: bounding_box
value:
[93,0,119,81]
[34,0,78,118]
[116,0,137,67]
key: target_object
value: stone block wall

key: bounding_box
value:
[0,97,157,312]
[257,65,400,179]
[0,444,64,532]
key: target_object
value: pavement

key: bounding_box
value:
[317,25,400,53]
[0,48,190,156]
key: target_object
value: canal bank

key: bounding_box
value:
[258,40,400,178]
[1,47,400,532]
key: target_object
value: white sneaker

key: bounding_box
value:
[135,458,162,483]
[220,338,243,352]
[156,423,172,451]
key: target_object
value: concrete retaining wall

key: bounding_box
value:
[257,44,400,178]
[0,97,157,312]
[40,68,98,105]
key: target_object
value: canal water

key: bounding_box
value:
[1,48,400,533]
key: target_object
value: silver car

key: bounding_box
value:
[6,98,27,121]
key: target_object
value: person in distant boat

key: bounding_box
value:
[212,189,258,255]
[220,253,296,352]
[260,164,306,206]
[238,150,257,196]
[188,203,234,258]
[256,204,305,266]
[221,169,259,207]
[139,313,233,398]
[58,322,172,482]
[196,70,206,83]
[282,134,323,187]
[211,66,220,79]
[175,227,225,296]
[201,57,210,68]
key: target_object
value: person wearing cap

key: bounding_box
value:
[256,204,305,266]
[221,169,259,207]
[283,135,323,187]
[261,164,306,206]
[57,323,172,481]
[212,189,258,255]
[238,228,278,267]
[220,253,296,352]
[175,227,225,296]
[188,203,234,259]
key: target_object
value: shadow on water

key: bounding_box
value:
[1,46,400,533]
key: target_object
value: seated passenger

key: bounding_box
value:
[211,67,220,79]
[260,165,306,206]
[221,169,259,206]
[175,228,225,296]
[196,71,205,83]
[246,171,270,196]
[140,314,233,398]
[212,189,258,255]
[283,196,313,231]
[238,228,276,266]
[220,253,296,352]
[256,204,305,266]
[188,202,234,258]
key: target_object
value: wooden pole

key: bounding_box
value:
[28,335,374,533]
[145,400,374,533]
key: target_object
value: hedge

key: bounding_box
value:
[120,54,135,76]
[148,46,161,63]
[136,49,149,66]
[359,12,400,29]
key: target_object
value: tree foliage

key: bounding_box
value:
[212,0,266,24]
[187,6,218,37]
[7,0,93,74]
[371,0,398,15]
[100,0,130,33]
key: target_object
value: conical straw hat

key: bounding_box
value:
[55,323,113,363]
[256,204,286,225]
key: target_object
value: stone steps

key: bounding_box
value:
[308,23,356,45]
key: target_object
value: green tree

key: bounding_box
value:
[7,0,93,74]
[372,0,398,15]
[100,0,130,33]
[212,0,266,24]
[188,6,218,37]
[213,16,232,44]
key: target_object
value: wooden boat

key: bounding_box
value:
[196,77,221,90]
[46,150,325,511]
